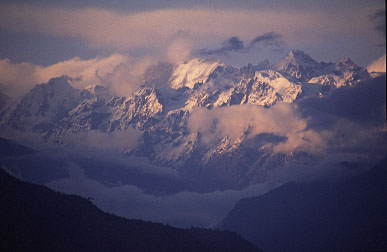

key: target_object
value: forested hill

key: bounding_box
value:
[0,167,261,252]
[219,159,387,252]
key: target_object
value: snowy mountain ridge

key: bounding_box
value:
[0,50,377,190]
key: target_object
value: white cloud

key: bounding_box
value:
[46,163,275,227]
[0,54,160,98]
[367,54,386,73]
[0,59,38,97]
[104,56,156,97]
[166,37,192,64]
[0,54,129,97]
[38,54,128,90]
[188,103,327,154]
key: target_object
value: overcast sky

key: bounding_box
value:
[0,0,385,66]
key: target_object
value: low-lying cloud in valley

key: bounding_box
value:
[46,162,275,228]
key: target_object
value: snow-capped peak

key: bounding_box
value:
[283,50,318,67]
[253,70,302,103]
[3,76,86,132]
[169,58,225,89]
[274,50,319,81]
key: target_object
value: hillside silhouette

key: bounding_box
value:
[0,167,261,252]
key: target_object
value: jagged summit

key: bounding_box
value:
[279,50,318,67]
[287,50,318,65]
[1,51,372,136]
[1,76,87,132]
[335,57,361,71]
[274,50,319,81]
[257,59,270,68]
[47,75,72,86]
[0,52,375,191]
[306,57,370,88]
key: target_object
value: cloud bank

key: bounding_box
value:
[0,54,160,98]
[0,4,380,53]
[46,163,275,228]
[188,103,326,154]
[0,54,127,97]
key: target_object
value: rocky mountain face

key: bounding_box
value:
[2,76,91,134]
[0,51,374,191]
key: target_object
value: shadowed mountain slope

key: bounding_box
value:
[0,167,261,252]
[219,159,387,252]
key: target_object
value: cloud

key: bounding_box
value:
[103,56,157,96]
[165,35,192,63]
[0,54,129,98]
[222,37,245,51]
[299,75,387,128]
[0,54,160,98]
[248,32,286,51]
[297,75,387,165]
[46,163,276,228]
[201,37,245,56]
[0,59,39,98]
[188,103,326,154]
[367,54,386,73]
[0,4,380,52]
[200,32,286,56]
[369,9,386,36]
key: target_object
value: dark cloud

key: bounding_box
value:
[296,75,387,175]
[369,9,386,37]
[248,32,285,51]
[299,75,386,130]
[221,36,245,51]
[201,36,245,56]
[200,32,286,56]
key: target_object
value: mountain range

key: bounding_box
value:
[0,49,386,250]
[0,50,379,192]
